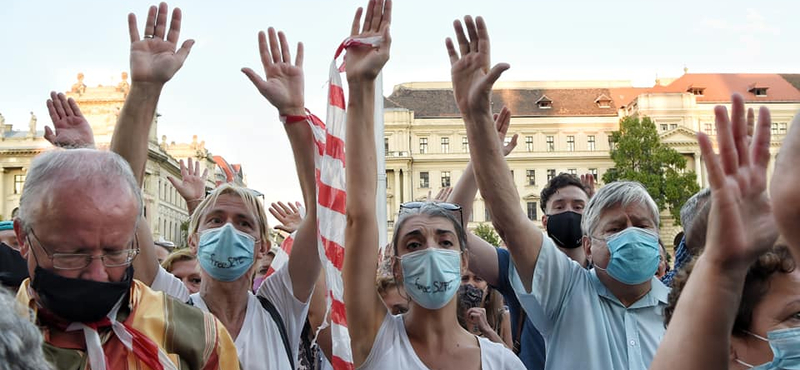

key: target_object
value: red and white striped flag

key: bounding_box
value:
[264,232,292,278]
[310,36,383,370]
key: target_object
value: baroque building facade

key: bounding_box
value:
[0,73,244,246]
[383,73,800,244]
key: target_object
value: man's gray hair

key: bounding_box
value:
[581,181,660,236]
[679,188,711,236]
[0,288,52,370]
[17,149,142,231]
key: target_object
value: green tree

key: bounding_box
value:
[602,116,700,225]
[473,223,501,246]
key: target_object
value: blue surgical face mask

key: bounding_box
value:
[736,328,800,369]
[400,248,461,310]
[594,227,659,285]
[197,223,256,282]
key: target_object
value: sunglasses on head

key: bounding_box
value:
[399,201,464,227]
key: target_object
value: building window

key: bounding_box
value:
[462,137,469,152]
[527,202,538,220]
[670,124,678,130]
[566,136,575,151]
[546,136,555,152]
[608,136,616,150]
[704,123,715,135]
[419,172,429,188]
[568,168,577,175]
[780,122,788,135]
[384,137,389,152]
[537,96,552,109]
[660,124,668,131]
[14,175,25,194]
[772,123,779,135]
[485,207,492,222]
[525,136,533,152]
[588,135,596,151]
[510,170,515,182]
[441,137,450,153]
[547,169,556,181]
[589,168,598,180]
[689,87,705,96]
[751,87,768,97]
[526,170,536,186]
[441,171,451,188]
[419,138,428,154]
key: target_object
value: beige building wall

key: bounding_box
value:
[384,77,800,245]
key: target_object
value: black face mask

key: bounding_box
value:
[31,264,133,323]
[546,211,584,249]
[457,284,484,328]
[0,242,29,288]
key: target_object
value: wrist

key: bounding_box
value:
[346,77,377,88]
[278,107,307,117]
[128,82,164,99]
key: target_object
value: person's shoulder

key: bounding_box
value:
[477,337,525,368]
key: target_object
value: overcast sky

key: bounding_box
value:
[1,0,798,225]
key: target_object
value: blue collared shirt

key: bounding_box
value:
[509,232,669,370]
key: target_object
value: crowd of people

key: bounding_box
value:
[1,1,799,369]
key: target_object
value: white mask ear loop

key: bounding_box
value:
[733,330,769,368]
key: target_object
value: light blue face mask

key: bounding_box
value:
[400,248,461,310]
[736,327,800,369]
[197,223,256,282]
[594,227,659,285]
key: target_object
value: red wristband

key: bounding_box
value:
[280,114,309,124]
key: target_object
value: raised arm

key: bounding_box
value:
[341,0,392,366]
[111,2,194,285]
[770,112,800,259]
[268,201,303,234]
[45,92,95,148]
[448,107,517,287]
[241,28,318,302]
[168,158,208,215]
[447,17,541,292]
[651,94,777,370]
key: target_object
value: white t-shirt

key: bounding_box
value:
[151,265,191,302]
[191,266,310,370]
[359,313,525,370]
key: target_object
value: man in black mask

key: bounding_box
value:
[540,173,591,267]
[0,220,28,289]
[13,148,238,368]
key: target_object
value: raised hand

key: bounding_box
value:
[447,16,509,120]
[269,201,304,234]
[431,187,453,203]
[580,173,596,199]
[241,28,305,116]
[127,2,194,85]
[345,0,392,83]
[494,106,518,156]
[45,91,94,148]
[167,157,208,214]
[698,93,777,270]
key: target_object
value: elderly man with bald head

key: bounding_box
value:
[14,149,238,369]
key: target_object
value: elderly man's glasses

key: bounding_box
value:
[28,229,140,270]
[399,201,464,227]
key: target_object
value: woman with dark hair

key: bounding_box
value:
[458,269,513,349]
[342,2,522,368]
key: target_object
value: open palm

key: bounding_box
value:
[242,28,304,115]
[127,3,194,85]
[447,16,509,120]
[344,0,392,83]
[45,91,94,148]
[699,94,777,270]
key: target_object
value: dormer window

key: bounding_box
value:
[688,86,705,96]
[748,84,768,97]
[594,94,612,108]
[537,95,552,109]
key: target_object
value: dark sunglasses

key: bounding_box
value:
[399,201,464,227]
